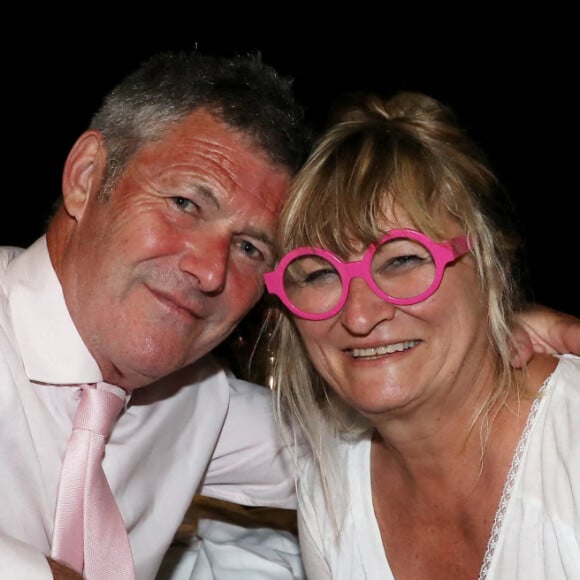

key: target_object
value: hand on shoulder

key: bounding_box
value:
[511,305,580,367]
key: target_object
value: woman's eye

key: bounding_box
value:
[304,268,337,285]
[391,253,423,267]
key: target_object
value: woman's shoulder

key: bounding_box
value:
[526,353,579,397]
[548,353,580,396]
[555,352,580,371]
[297,433,372,506]
[533,354,580,444]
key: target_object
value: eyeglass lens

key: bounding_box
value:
[282,237,436,315]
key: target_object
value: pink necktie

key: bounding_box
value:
[51,383,136,579]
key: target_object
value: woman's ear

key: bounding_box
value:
[61,130,107,219]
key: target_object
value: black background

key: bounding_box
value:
[3,23,576,317]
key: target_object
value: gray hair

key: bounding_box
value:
[89,50,311,198]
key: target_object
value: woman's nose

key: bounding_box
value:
[340,277,396,333]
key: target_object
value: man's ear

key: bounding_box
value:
[61,130,107,218]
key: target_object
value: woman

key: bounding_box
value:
[264,92,579,579]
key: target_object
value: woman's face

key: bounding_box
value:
[293,209,492,424]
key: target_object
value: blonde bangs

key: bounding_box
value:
[280,126,458,256]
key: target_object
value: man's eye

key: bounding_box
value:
[172,197,198,212]
[239,240,263,260]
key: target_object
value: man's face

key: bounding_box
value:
[59,109,291,389]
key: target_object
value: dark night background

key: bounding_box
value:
[3,24,576,318]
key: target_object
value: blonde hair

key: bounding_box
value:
[269,91,528,530]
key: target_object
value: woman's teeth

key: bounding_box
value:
[351,340,417,358]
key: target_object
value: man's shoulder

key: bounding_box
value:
[0,246,25,332]
[0,246,25,274]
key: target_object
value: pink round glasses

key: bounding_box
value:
[264,228,472,321]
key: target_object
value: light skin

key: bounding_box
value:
[42,109,575,579]
[294,212,495,425]
[46,109,290,391]
[293,208,559,579]
[515,305,580,358]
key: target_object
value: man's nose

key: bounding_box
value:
[178,236,229,294]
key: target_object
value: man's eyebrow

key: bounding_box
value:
[196,184,220,210]
[195,184,276,252]
[243,227,277,251]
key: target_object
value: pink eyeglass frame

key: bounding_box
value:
[264,228,472,321]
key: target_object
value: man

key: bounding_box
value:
[0,49,577,580]
[0,50,310,580]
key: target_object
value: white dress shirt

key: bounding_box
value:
[297,354,580,579]
[0,237,300,579]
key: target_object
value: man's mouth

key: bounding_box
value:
[147,286,202,319]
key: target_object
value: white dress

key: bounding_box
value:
[297,354,580,579]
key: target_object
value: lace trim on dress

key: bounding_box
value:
[478,379,550,580]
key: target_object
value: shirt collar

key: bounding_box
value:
[6,236,103,385]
